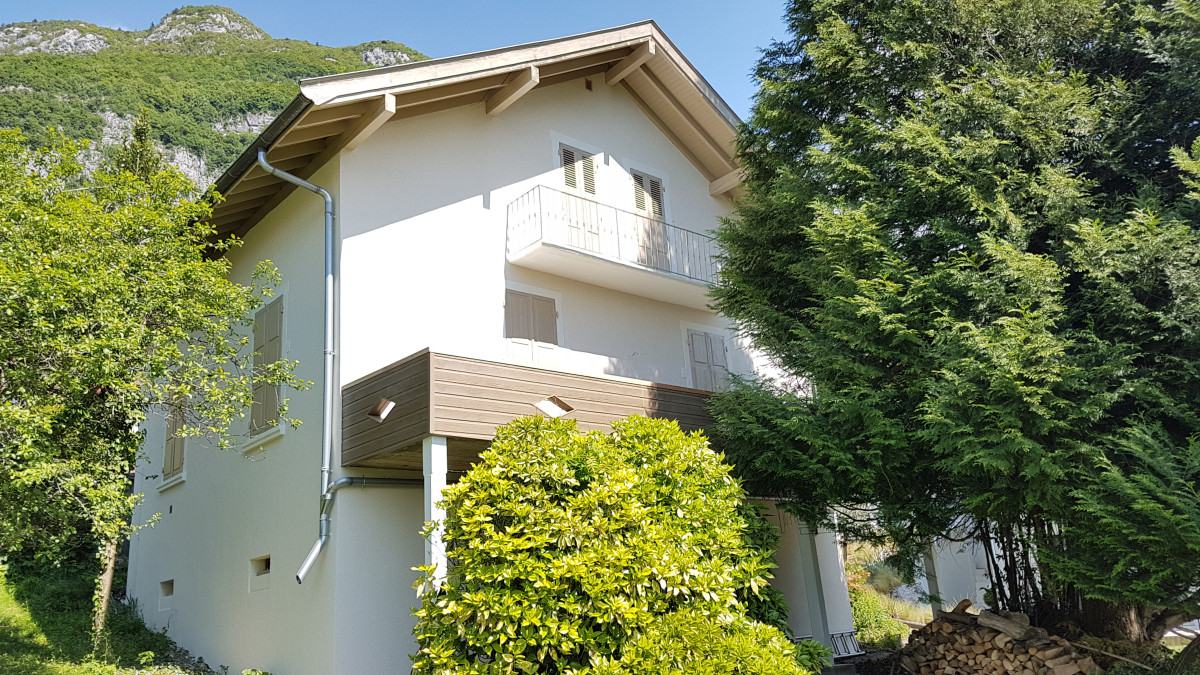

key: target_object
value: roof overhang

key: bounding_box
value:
[207,21,743,238]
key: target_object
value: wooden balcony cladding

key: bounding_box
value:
[341,350,713,470]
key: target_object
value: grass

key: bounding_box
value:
[0,556,211,675]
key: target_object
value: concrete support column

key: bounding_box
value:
[810,523,861,656]
[763,502,819,642]
[423,435,448,584]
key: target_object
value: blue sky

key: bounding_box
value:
[0,2,788,121]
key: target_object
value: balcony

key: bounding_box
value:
[506,185,720,309]
[341,349,713,471]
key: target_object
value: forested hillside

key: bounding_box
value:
[0,5,426,183]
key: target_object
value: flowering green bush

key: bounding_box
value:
[411,415,809,674]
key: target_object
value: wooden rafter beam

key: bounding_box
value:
[485,66,539,117]
[605,41,655,86]
[634,68,734,166]
[709,169,745,197]
[343,93,397,152]
[294,101,371,129]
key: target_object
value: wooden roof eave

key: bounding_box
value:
[204,21,744,238]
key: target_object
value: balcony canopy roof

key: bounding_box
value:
[206,21,744,238]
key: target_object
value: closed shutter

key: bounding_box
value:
[708,333,729,390]
[164,407,184,479]
[561,144,597,196]
[561,146,577,190]
[632,171,664,219]
[688,329,729,392]
[251,296,283,436]
[505,290,558,345]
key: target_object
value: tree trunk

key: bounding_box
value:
[92,536,118,651]
[1076,598,1190,643]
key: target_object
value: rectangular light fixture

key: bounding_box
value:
[367,397,396,423]
[534,396,573,418]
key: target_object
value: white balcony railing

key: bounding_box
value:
[506,185,720,284]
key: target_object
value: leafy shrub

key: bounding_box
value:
[595,608,811,674]
[411,415,805,674]
[848,586,908,650]
[737,502,791,633]
[792,638,834,672]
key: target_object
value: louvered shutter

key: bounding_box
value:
[561,146,577,190]
[561,144,597,196]
[581,152,596,195]
[164,408,184,479]
[251,296,283,436]
[632,171,664,219]
[646,175,664,218]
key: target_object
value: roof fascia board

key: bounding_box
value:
[300,24,657,106]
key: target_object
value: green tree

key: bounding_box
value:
[0,127,304,649]
[711,0,1200,642]
[410,416,812,674]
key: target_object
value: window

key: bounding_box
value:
[505,290,558,345]
[560,144,597,196]
[159,579,174,611]
[687,329,729,392]
[631,170,664,220]
[251,296,283,436]
[163,406,184,481]
[250,555,271,592]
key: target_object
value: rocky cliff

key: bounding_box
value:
[0,5,426,184]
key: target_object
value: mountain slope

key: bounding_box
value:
[0,5,427,183]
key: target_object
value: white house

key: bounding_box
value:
[126,23,861,673]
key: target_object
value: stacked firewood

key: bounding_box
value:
[900,601,1103,674]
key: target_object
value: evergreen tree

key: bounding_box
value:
[712,0,1200,641]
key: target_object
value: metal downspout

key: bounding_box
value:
[253,150,419,585]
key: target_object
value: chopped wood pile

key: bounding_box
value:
[900,600,1103,674]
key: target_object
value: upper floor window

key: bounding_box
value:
[505,289,558,345]
[163,406,184,481]
[688,329,729,392]
[250,296,283,436]
[560,144,597,197]
[631,170,664,220]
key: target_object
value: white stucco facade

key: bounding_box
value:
[127,26,855,674]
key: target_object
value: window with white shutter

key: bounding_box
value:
[687,329,730,392]
[163,406,184,480]
[631,170,665,220]
[251,296,283,436]
[505,290,558,345]
[560,144,597,196]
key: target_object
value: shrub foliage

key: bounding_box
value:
[410,416,811,674]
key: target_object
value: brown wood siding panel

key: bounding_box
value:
[342,351,711,467]
[341,351,431,465]
[429,353,711,440]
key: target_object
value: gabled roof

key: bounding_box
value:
[207,21,743,237]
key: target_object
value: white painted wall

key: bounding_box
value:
[128,160,341,675]
[338,78,749,388]
[130,76,773,675]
